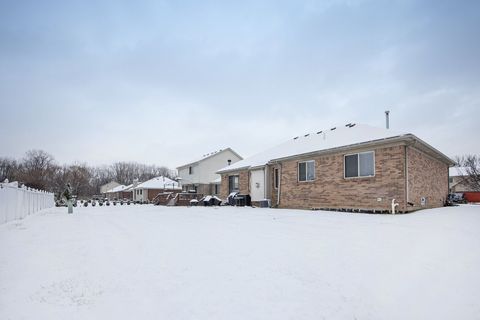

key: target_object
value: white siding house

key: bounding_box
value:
[177,148,242,195]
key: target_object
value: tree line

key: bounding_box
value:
[0,150,176,197]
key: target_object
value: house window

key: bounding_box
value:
[140,189,143,195]
[298,161,315,182]
[449,177,453,183]
[229,175,239,193]
[274,168,279,189]
[344,151,375,178]
[214,184,219,194]
[189,166,193,175]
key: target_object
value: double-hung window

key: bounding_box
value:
[298,160,315,182]
[344,151,375,178]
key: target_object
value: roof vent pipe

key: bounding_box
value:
[385,110,390,129]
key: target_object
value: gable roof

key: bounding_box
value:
[177,147,243,169]
[134,176,181,190]
[218,123,454,173]
[106,183,137,193]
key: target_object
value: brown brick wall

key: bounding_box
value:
[407,147,449,210]
[220,170,250,199]
[239,171,249,194]
[274,145,407,211]
[220,174,229,199]
[183,184,212,195]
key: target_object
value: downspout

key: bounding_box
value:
[276,163,282,207]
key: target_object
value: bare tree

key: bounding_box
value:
[17,150,56,190]
[0,157,18,182]
[455,155,480,191]
[51,163,93,197]
[2,149,176,196]
[111,162,176,185]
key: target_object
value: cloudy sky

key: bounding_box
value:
[0,0,479,168]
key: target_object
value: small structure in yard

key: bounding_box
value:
[62,183,74,214]
[217,123,455,213]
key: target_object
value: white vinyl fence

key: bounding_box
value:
[0,182,55,224]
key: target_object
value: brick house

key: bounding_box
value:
[105,184,132,200]
[176,148,242,196]
[217,124,454,213]
[449,167,480,202]
[133,176,182,202]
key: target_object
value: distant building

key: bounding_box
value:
[132,176,181,202]
[449,167,470,193]
[100,181,121,195]
[105,184,135,200]
[449,167,480,202]
[176,148,242,196]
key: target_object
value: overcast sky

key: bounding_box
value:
[1,0,479,168]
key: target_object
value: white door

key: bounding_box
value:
[250,168,265,201]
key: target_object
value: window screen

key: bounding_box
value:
[298,162,307,181]
[345,154,359,178]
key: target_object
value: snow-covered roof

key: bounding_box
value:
[177,148,243,169]
[106,184,136,193]
[450,167,468,177]
[218,123,453,173]
[134,176,181,190]
[210,177,222,184]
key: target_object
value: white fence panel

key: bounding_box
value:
[0,183,54,224]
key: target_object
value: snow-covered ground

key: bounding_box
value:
[1,204,479,320]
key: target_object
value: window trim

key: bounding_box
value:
[344,151,375,179]
[298,160,315,182]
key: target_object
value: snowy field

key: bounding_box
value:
[1,205,479,320]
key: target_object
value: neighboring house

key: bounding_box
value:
[449,167,470,193]
[105,184,134,200]
[449,167,480,202]
[133,176,181,202]
[177,148,243,195]
[217,123,454,212]
[100,181,121,195]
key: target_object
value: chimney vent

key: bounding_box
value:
[385,110,390,129]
